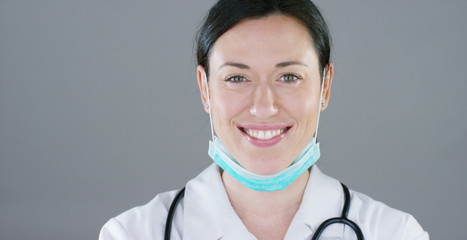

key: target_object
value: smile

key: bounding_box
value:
[244,129,285,140]
[238,125,292,147]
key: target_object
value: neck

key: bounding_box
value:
[222,168,310,239]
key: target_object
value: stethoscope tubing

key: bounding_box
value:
[311,217,364,240]
[164,187,185,240]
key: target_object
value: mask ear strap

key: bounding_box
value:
[314,67,327,144]
[203,70,215,140]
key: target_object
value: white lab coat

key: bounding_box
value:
[99,164,429,240]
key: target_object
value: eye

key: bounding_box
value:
[279,73,301,83]
[225,75,247,83]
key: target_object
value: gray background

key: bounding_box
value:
[1,0,466,239]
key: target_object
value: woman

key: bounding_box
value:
[100,0,429,239]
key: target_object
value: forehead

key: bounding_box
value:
[209,14,319,70]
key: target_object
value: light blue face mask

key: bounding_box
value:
[203,69,326,192]
[208,136,320,191]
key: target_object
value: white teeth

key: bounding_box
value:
[244,128,286,140]
[258,131,265,139]
[252,130,258,138]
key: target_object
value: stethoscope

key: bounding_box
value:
[164,182,364,240]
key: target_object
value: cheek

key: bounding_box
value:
[211,89,250,126]
[279,88,319,119]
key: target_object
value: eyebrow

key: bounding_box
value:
[275,61,308,68]
[219,61,308,70]
[219,62,249,70]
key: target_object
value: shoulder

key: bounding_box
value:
[349,189,429,240]
[308,167,429,239]
[98,164,220,240]
[98,189,180,240]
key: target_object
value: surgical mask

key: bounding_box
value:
[209,136,320,191]
[204,69,326,192]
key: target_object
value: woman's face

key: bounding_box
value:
[197,14,333,175]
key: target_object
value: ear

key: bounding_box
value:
[197,65,210,113]
[320,62,334,111]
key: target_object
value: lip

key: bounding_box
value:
[238,124,292,148]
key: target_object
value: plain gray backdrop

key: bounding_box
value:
[1,0,466,239]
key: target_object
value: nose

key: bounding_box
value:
[250,83,278,119]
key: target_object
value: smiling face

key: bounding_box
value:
[197,14,333,175]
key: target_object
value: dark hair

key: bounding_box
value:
[196,0,331,78]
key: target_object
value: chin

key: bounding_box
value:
[243,157,290,175]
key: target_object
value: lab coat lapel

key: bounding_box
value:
[183,164,229,240]
[183,163,258,240]
[295,165,346,239]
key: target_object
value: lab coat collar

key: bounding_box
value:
[183,164,259,239]
[291,165,346,239]
[183,163,345,240]
[183,163,228,240]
